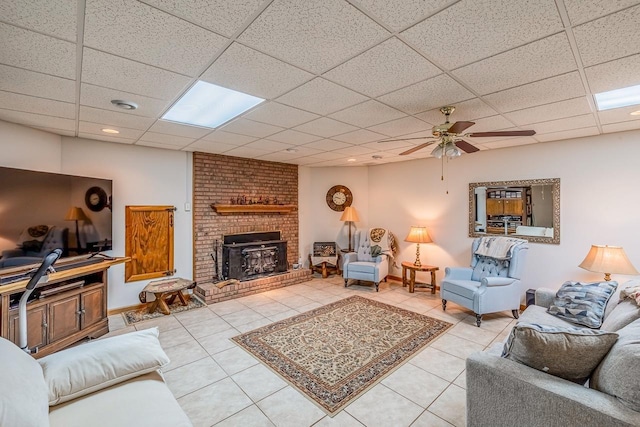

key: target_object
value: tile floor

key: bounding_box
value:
[107,276,518,427]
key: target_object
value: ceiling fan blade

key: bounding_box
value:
[399,141,435,155]
[467,130,536,137]
[447,121,475,134]
[455,139,479,153]
[378,136,435,143]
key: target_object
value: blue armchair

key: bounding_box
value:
[441,237,528,327]
[343,230,389,292]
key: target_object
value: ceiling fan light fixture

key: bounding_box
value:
[444,142,461,157]
[431,145,443,158]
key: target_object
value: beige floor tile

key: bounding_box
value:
[453,370,466,389]
[409,347,465,383]
[252,301,292,317]
[427,384,466,427]
[174,306,218,327]
[101,325,136,338]
[267,309,299,322]
[231,363,287,402]
[208,299,247,316]
[164,356,228,398]
[257,386,325,427]
[296,302,323,313]
[133,314,183,332]
[214,405,275,427]
[410,410,454,427]
[197,328,240,355]
[221,308,267,328]
[212,345,259,375]
[394,298,433,314]
[162,339,208,372]
[447,322,500,346]
[345,384,424,427]
[278,294,316,309]
[381,363,449,408]
[185,316,234,339]
[238,293,275,308]
[460,312,514,332]
[178,377,252,427]
[313,410,364,426]
[430,333,485,360]
[425,307,472,325]
[108,314,126,331]
[236,317,274,333]
[158,326,195,349]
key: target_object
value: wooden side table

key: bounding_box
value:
[401,261,439,293]
[142,277,193,315]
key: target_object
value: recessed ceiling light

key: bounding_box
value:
[162,80,264,129]
[285,148,298,153]
[111,100,138,110]
[631,110,640,116]
[594,84,640,111]
[347,158,357,162]
[101,128,120,134]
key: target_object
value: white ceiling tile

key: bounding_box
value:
[78,132,136,144]
[368,139,414,151]
[184,139,238,153]
[201,43,313,99]
[223,145,271,158]
[504,97,593,125]
[301,139,353,151]
[238,0,389,73]
[401,0,562,69]
[284,145,322,157]
[80,83,170,118]
[0,109,75,131]
[529,113,597,135]
[483,72,585,112]
[0,23,76,79]
[84,0,228,76]
[79,106,155,130]
[200,130,257,145]
[356,0,453,31]
[573,5,640,67]
[324,37,441,97]
[256,152,305,163]
[243,102,319,128]
[602,121,640,133]
[288,156,324,165]
[138,131,195,146]
[219,118,284,138]
[140,0,265,38]
[31,126,75,137]
[333,145,377,156]
[79,121,145,139]
[585,53,640,94]
[378,74,473,114]
[277,78,368,115]
[0,91,75,119]
[466,115,515,133]
[329,100,406,128]
[81,49,191,100]
[148,120,211,138]
[367,116,431,137]
[266,129,322,145]
[534,126,599,142]
[417,99,499,124]
[564,0,640,25]
[0,65,75,103]
[477,136,538,150]
[136,140,185,150]
[292,117,358,138]
[332,129,387,144]
[304,151,349,160]
[598,105,640,125]
[242,139,294,152]
[0,0,77,40]
[453,33,576,95]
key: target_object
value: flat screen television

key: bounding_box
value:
[0,166,112,270]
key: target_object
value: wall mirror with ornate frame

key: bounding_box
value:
[469,178,560,244]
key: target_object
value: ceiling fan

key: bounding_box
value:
[379,106,536,157]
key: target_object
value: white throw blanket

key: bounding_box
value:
[369,228,391,252]
[621,285,640,306]
[475,236,527,259]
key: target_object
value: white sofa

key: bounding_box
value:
[0,328,192,427]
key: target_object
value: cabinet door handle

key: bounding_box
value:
[76,310,83,315]
[42,322,48,329]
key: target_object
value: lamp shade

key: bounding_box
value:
[340,206,360,222]
[579,245,639,278]
[65,207,89,221]
[404,226,433,243]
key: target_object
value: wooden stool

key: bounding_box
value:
[142,277,193,315]
[308,254,341,278]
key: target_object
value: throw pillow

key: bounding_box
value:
[502,322,619,384]
[591,318,640,411]
[547,281,618,328]
[39,327,169,405]
[0,337,50,427]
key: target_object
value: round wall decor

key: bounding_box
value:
[326,185,353,211]
[85,186,108,212]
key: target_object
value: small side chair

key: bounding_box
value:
[342,230,389,292]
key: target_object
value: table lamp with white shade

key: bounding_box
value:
[578,244,638,281]
[404,226,433,267]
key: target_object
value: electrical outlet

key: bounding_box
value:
[184,202,191,211]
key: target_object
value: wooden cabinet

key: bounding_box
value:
[486,199,504,216]
[8,306,47,350]
[49,294,82,343]
[486,198,524,216]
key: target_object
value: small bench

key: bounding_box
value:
[142,277,193,315]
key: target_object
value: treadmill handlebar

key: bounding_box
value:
[25,249,62,291]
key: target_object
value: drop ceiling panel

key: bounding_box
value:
[466,115,515,133]
[223,145,271,158]
[284,145,323,157]
[333,145,376,156]
[201,43,313,99]
[573,5,640,67]
[329,100,406,128]
[301,139,352,151]
[34,127,76,137]
[148,120,212,138]
[598,105,640,125]
[0,91,75,119]
[79,106,155,130]
[0,65,75,103]
[292,117,358,138]
[534,126,599,142]
[277,78,368,115]
[324,37,441,97]
[401,0,563,69]
[84,0,228,77]
[267,129,322,145]
[332,129,387,144]
[504,97,593,125]
[356,0,453,31]
[530,114,597,135]
[184,139,238,153]
[367,116,431,138]
[200,130,257,145]
[238,0,389,73]
[288,156,324,165]
[138,131,195,146]
[483,72,586,112]
[137,140,192,150]
[477,136,538,150]
[78,132,136,144]
[219,118,284,138]
[79,83,170,118]
[452,33,576,95]
[140,0,266,38]
[367,139,413,151]
[257,152,305,163]
[602,121,640,133]
[584,53,640,94]
[243,102,319,128]
[242,139,293,152]
[0,0,77,40]
[417,99,499,124]
[79,121,145,139]
[563,0,640,25]
[378,74,473,114]
[303,150,348,160]
[0,109,75,131]
[81,48,191,100]
[0,23,76,79]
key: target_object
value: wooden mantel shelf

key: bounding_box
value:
[211,204,296,215]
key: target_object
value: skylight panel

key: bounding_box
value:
[594,84,640,111]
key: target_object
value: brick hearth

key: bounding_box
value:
[195,269,312,304]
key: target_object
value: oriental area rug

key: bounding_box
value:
[232,295,452,415]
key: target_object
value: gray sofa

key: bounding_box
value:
[467,281,640,427]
